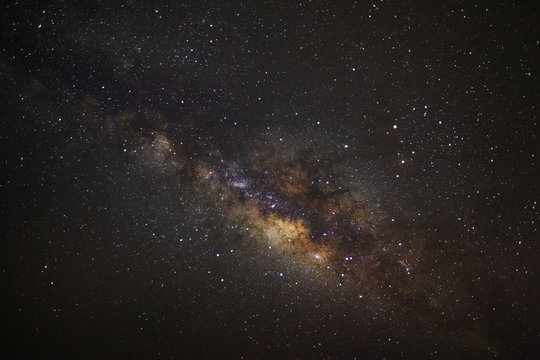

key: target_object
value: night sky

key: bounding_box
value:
[1,1,539,358]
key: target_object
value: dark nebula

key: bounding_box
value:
[1,1,538,359]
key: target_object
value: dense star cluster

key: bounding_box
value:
[1,1,538,358]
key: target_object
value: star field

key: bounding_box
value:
[1,1,538,358]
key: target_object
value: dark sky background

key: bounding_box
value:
[1,0,538,359]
